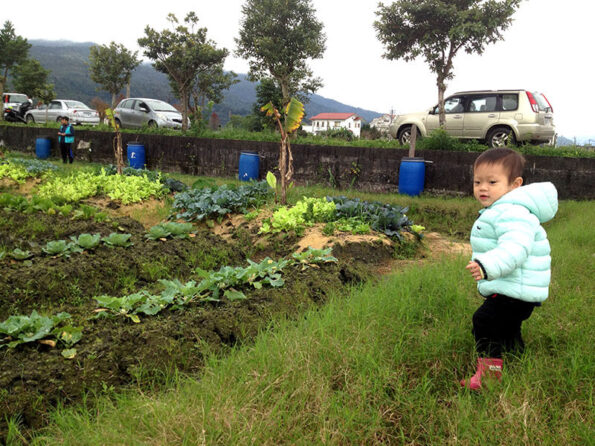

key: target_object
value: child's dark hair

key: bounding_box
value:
[62,116,69,121]
[474,148,525,183]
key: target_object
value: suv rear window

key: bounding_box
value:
[501,94,518,111]
[4,94,28,103]
[532,92,552,112]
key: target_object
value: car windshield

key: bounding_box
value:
[64,101,90,109]
[145,99,178,112]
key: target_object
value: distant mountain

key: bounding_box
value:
[23,40,382,124]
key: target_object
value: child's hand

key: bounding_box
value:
[466,261,484,281]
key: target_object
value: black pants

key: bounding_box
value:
[60,142,73,163]
[472,294,538,358]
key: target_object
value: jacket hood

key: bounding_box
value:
[496,182,558,223]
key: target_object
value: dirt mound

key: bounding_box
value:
[0,207,398,439]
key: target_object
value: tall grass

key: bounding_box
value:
[30,199,593,445]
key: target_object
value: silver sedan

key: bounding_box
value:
[25,99,100,125]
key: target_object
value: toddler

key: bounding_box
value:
[461,148,558,390]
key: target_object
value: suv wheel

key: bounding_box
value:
[397,125,420,146]
[26,115,35,124]
[486,126,516,148]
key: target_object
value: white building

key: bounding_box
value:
[308,112,362,137]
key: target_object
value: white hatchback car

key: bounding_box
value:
[25,99,100,125]
[390,89,555,148]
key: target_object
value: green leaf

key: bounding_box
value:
[224,289,247,301]
[266,171,277,190]
[61,348,77,359]
[284,98,305,133]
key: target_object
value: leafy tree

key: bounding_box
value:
[250,77,284,131]
[192,63,238,112]
[235,0,326,107]
[0,21,30,119]
[375,0,521,126]
[37,84,57,123]
[12,58,51,98]
[236,0,325,203]
[88,42,140,108]
[138,12,228,131]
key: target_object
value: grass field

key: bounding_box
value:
[17,191,592,445]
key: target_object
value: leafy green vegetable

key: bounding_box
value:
[328,196,414,240]
[0,310,72,349]
[146,222,194,240]
[291,247,338,270]
[171,181,271,222]
[259,197,336,234]
[101,233,133,247]
[42,240,82,257]
[91,248,340,322]
[10,248,33,260]
[37,168,166,204]
[145,225,171,240]
[71,233,102,250]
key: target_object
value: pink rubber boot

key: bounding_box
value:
[460,358,503,390]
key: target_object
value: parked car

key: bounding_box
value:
[390,89,555,148]
[3,92,31,116]
[25,99,100,125]
[113,98,186,129]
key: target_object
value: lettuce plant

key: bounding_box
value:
[0,310,78,350]
[101,233,133,247]
[10,248,33,260]
[42,240,82,257]
[70,233,102,250]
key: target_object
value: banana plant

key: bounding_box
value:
[261,97,305,204]
[105,108,125,174]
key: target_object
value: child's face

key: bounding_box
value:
[473,162,522,207]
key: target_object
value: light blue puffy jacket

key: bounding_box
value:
[470,182,558,303]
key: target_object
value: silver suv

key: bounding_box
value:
[390,89,555,148]
[113,98,186,129]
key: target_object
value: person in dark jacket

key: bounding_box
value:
[58,116,75,163]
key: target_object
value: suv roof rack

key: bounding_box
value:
[453,89,524,94]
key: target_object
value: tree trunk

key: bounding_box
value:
[113,132,124,175]
[437,79,446,127]
[279,135,288,204]
[111,92,117,109]
[181,90,190,131]
[126,82,131,98]
[0,76,6,121]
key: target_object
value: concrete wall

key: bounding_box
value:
[1,126,593,199]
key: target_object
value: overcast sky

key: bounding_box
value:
[4,0,593,139]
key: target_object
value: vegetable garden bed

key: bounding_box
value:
[0,158,417,438]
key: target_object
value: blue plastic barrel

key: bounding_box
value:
[35,138,51,159]
[398,157,426,196]
[238,151,260,181]
[127,142,146,169]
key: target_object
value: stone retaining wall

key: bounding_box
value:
[1,126,592,199]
